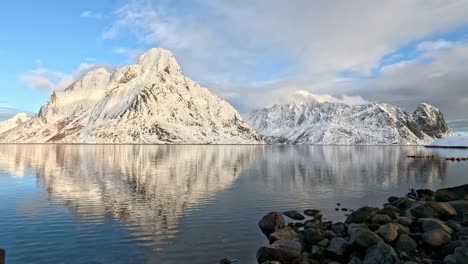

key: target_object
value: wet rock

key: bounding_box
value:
[428,202,457,218]
[396,217,414,226]
[304,209,321,217]
[363,241,400,264]
[422,229,451,247]
[418,218,453,234]
[440,240,462,257]
[348,257,363,264]
[371,214,393,225]
[390,197,413,210]
[330,222,347,236]
[454,241,468,263]
[443,254,456,264]
[337,203,341,206]
[410,205,437,219]
[447,200,468,219]
[388,196,399,203]
[327,237,348,256]
[304,220,321,230]
[284,210,306,221]
[304,228,324,246]
[342,208,349,212]
[257,240,302,264]
[376,223,399,242]
[318,238,329,247]
[384,204,399,213]
[269,227,299,243]
[445,220,462,232]
[345,206,379,224]
[394,234,418,253]
[219,258,238,264]
[392,223,410,235]
[295,222,305,228]
[349,227,383,248]
[259,212,286,237]
[324,230,337,239]
[435,184,468,202]
[417,189,435,200]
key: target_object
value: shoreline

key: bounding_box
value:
[254,184,468,264]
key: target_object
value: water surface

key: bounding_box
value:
[0,145,467,263]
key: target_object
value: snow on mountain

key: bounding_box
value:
[0,48,261,144]
[247,102,452,145]
[0,113,30,134]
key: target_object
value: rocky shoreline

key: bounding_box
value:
[255,184,468,264]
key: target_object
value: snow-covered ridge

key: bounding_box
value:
[0,113,29,134]
[247,102,452,145]
[0,48,261,144]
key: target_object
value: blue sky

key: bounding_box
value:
[1,0,468,122]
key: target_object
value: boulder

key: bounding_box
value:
[447,200,468,219]
[394,234,417,253]
[304,228,324,246]
[330,222,347,236]
[454,241,468,264]
[257,240,302,264]
[422,229,452,247]
[417,189,435,200]
[388,196,399,203]
[345,207,379,224]
[376,223,399,242]
[284,210,306,221]
[349,227,383,248]
[446,220,463,232]
[348,257,363,264]
[443,254,456,264]
[259,212,286,237]
[435,184,468,202]
[371,214,392,225]
[410,205,437,219]
[327,237,348,256]
[304,209,321,217]
[440,240,462,257]
[269,227,299,243]
[390,197,413,210]
[418,218,453,234]
[396,217,414,226]
[318,238,329,247]
[363,241,400,264]
[428,202,457,218]
[392,223,410,235]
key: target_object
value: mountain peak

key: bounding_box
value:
[136,48,181,73]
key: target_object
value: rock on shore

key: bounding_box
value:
[256,184,468,264]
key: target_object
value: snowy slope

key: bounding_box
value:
[0,48,261,144]
[430,136,468,148]
[247,102,451,145]
[0,113,29,134]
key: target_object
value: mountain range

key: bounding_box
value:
[0,48,452,145]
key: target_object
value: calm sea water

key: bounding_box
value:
[0,145,467,264]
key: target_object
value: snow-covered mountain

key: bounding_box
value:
[0,113,29,134]
[0,48,261,144]
[247,102,451,145]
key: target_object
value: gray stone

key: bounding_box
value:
[269,226,298,243]
[392,223,411,235]
[345,206,379,224]
[330,222,347,236]
[348,257,363,264]
[327,237,348,256]
[376,223,399,242]
[324,230,337,239]
[422,229,452,247]
[259,212,285,237]
[418,218,453,234]
[447,200,468,219]
[371,214,393,225]
[417,189,435,200]
[310,245,325,258]
[443,254,456,264]
[440,240,462,257]
[428,202,457,218]
[396,217,414,226]
[284,210,306,221]
[349,227,383,248]
[435,184,468,202]
[363,241,400,264]
[257,240,302,264]
[318,238,329,247]
[446,220,463,232]
[410,205,437,219]
[454,241,468,264]
[304,228,324,245]
[304,209,321,217]
[383,204,399,213]
[394,234,417,253]
[390,197,413,210]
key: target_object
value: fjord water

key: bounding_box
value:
[0,145,466,264]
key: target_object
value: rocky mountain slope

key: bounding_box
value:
[0,113,29,134]
[247,102,451,145]
[0,48,261,144]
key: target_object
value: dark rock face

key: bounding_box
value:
[435,184,468,202]
[413,103,450,138]
[259,212,285,237]
[363,242,400,264]
[283,210,305,221]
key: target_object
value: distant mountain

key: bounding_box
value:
[0,113,29,134]
[247,102,451,145]
[0,48,261,144]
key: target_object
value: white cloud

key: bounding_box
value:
[20,62,110,92]
[417,39,454,52]
[291,90,370,105]
[112,47,129,54]
[81,10,105,20]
